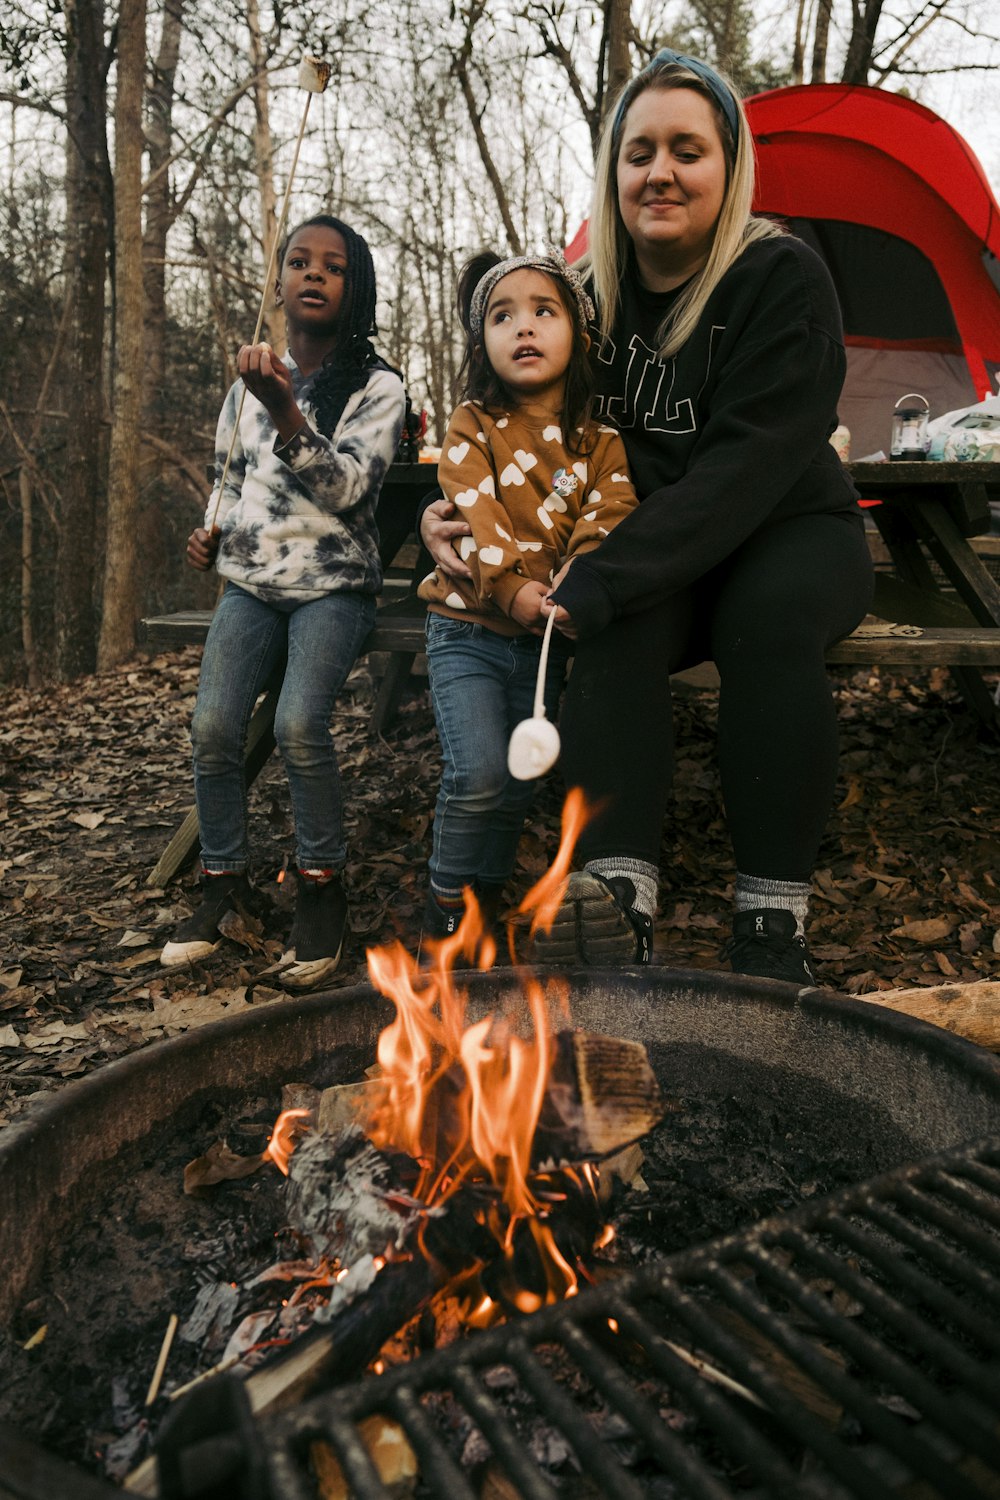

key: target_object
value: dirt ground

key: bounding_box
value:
[1,649,997,1129]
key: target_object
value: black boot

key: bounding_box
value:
[160,871,255,967]
[281,870,349,989]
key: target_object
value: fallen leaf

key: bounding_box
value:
[22,1325,47,1350]
[183,1139,266,1194]
[0,1026,21,1048]
[116,929,152,948]
[889,917,953,944]
[0,969,23,989]
[69,811,106,830]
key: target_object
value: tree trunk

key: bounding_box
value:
[842,0,885,84]
[99,0,147,670]
[57,0,110,680]
[791,0,808,83]
[810,0,833,83]
[246,0,285,353]
[604,0,632,117]
[142,0,184,439]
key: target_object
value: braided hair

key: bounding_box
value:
[278,214,380,437]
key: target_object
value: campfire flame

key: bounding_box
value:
[271,790,622,1322]
[362,789,600,1311]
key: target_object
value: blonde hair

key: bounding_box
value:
[583,58,783,358]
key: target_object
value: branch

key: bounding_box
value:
[140,431,211,500]
[0,401,60,526]
[141,70,262,195]
[450,8,524,255]
[0,89,64,119]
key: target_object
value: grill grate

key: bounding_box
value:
[261,1136,1000,1499]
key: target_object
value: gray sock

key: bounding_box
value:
[735,873,810,937]
[586,858,658,920]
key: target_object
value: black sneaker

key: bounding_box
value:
[529,871,653,966]
[726,908,818,985]
[281,871,348,989]
[160,872,254,967]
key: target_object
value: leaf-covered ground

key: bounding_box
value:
[1,650,997,1127]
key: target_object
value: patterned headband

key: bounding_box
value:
[612,47,740,145]
[469,253,596,342]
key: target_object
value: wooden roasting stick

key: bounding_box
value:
[204,54,331,542]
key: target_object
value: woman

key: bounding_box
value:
[421,50,873,983]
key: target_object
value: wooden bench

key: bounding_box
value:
[140,596,1000,887]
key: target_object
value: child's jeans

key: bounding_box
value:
[426,612,570,896]
[191,583,375,872]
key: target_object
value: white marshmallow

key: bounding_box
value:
[298,56,331,92]
[507,716,561,780]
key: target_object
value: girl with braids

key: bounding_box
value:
[161,214,405,986]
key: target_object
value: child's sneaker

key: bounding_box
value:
[529,871,653,966]
[281,870,348,989]
[160,872,254,967]
[726,908,819,986]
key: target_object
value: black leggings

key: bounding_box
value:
[559,512,875,882]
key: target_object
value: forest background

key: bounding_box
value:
[2,0,1000,688]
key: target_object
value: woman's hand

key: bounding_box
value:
[187,527,220,571]
[545,600,578,641]
[420,498,473,581]
[237,343,301,439]
[545,560,578,639]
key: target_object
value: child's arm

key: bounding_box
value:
[435,407,548,625]
[562,429,639,561]
[267,355,404,515]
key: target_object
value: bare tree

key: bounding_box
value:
[99,0,147,670]
[56,0,111,681]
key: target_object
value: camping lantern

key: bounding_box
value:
[890,393,930,461]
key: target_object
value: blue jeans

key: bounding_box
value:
[426,612,570,894]
[191,583,375,872]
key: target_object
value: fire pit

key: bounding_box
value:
[1,967,999,1499]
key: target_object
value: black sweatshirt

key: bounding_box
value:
[552,234,862,638]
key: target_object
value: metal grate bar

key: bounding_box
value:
[448,1362,561,1500]
[692,1260,959,1500]
[931,1169,1000,1231]
[503,1336,648,1500]
[861,1198,1000,1308]
[888,1181,1000,1272]
[273,1412,387,1500]
[775,1224,999,1398]
[557,1316,767,1500]
[387,1385,478,1500]
[948,1158,1000,1201]
[607,1292,855,1500]
[820,1211,1000,1356]
[731,1248,997,1494]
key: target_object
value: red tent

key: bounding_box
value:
[568,84,1000,458]
[746,84,1000,456]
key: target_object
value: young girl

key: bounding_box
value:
[160,213,405,986]
[418,251,638,940]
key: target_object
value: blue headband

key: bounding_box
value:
[613,48,740,146]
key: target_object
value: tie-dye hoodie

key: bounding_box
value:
[207,354,405,603]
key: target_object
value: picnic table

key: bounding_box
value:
[140,460,1000,885]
